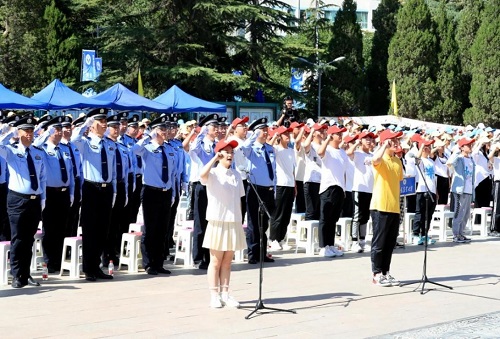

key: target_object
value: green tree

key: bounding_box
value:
[322,0,365,117]
[366,0,400,116]
[432,0,464,125]
[387,0,438,120]
[464,0,500,126]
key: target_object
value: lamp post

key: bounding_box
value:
[297,56,346,118]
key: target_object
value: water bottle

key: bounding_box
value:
[42,263,48,281]
[108,260,114,276]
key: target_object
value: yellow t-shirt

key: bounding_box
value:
[370,153,403,213]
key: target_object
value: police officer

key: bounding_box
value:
[0,116,46,288]
[240,117,276,264]
[60,115,83,237]
[190,113,219,269]
[132,116,176,275]
[33,116,75,273]
[102,112,131,267]
[71,108,116,281]
[0,116,9,241]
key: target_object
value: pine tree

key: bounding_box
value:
[366,0,400,116]
[387,0,438,120]
[465,0,500,126]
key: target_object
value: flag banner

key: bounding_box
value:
[81,49,96,81]
[138,68,144,96]
[391,79,398,117]
[95,57,102,79]
[290,68,304,92]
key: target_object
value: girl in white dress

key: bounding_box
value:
[200,139,246,308]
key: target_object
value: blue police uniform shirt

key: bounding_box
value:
[132,138,176,194]
[120,134,143,175]
[0,132,47,199]
[41,142,75,196]
[240,130,277,187]
[169,138,186,191]
[191,131,216,166]
[0,157,7,184]
[71,128,117,193]
[61,139,83,179]
[108,137,131,196]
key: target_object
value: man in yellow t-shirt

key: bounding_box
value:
[370,129,403,287]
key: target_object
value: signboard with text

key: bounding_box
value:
[400,177,416,196]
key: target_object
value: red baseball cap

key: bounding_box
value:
[358,131,376,139]
[458,137,475,147]
[327,125,347,135]
[231,116,249,128]
[215,139,238,153]
[343,134,359,143]
[274,126,293,135]
[379,129,403,143]
[419,138,435,148]
[312,123,328,131]
[289,121,304,129]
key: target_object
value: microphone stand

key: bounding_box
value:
[245,177,296,319]
[400,157,453,294]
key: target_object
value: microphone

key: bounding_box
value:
[406,152,420,160]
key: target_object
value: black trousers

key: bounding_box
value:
[186,181,198,221]
[103,181,127,266]
[475,177,492,208]
[370,210,400,275]
[7,191,41,279]
[341,191,353,218]
[66,177,81,237]
[193,183,209,264]
[294,180,306,213]
[128,174,143,223]
[81,181,113,274]
[492,181,500,232]
[0,182,10,241]
[413,192,437,236]
[246,184,275,262]
[42,187,71,270]
[436,175,449,205]
[352,191,372,240]
[241,179,248,223]
[304,182,320,221]
[270,186,295,242]
[319,185,344,248]
[406,192,416,213]
[165,184,180,257]
[141,186,172,270]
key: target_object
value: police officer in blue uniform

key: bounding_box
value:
[71,108,116,281]
[190,113,219,269]
[132,115,176,275]
[103,112,132,267]
[33,116,75,273]
[241,117,276,264]
[61,115,84,237]
[0,115,10,241]
[0,116,46,288]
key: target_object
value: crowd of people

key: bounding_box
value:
[0,98,497,307]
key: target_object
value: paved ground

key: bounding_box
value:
[1,235,500,338]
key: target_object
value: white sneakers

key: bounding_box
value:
[269,240,282,251]
[210,293,240,308]
[372,272,399,287]
[319,245,344,257]
[210,294,223,308]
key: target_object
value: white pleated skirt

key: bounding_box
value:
[202,220,247,252]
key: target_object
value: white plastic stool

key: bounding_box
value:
[295,220,319,255]
[174,228,194,267]
[471,207,492,236]
[30,230,44,272]
[336,217,352,250]
[60,236,83,279]
[175,206,188,226]
[404,213,416,243]
[233,248,246,263]
[429,211,454,242]
[0,241,11,286]
[285,213,305,247]
[118,232,142,273]
[128,223,145,233]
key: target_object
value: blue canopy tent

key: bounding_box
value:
[0,83,47,110]
[93,83,171,112]
[153,85,226,113]
[32,79,111,110]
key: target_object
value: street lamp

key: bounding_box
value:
[297,56,346,118]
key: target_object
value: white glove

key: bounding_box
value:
[200,125,208,135]
[70,195,74,207]
[0,124,10,135]
[41,199,46,211]
[12,128,18,139]
[124,195,128,207]
[48,125,56,136]
[84,117,95,128]
[33,124,43,135]
[149,130,157,139]
[112,193,117,207]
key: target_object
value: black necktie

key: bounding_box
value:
[115,148,123,182]
[101,140,109,182]
[262,145,274,181]
[56,147,68,184]
[160,146,169,183]
[137,155,142,169]
[26,148,39,191]
[66,143,78,178]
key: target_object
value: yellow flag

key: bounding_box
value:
[391,79,398,117]
[138,68,144,96]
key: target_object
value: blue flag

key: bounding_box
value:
[81,49,96,81]
[290,68,304,92]
[95,57,102,79]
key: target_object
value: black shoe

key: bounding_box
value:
[95,270,113,280]
[146,267,158,275]
[157,267,171,274]
[248,259,258,264]
[11,277,25,288]
[27,276,40,286]
[85,273,96,282]
[47,266,57,274]
[263,256,275,263]
[198,262,209,270]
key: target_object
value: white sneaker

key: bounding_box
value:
[330,246,344,257]
[386,272,400,286]
[210,294,223,308]
[372,273,391,287]
[269,240,282,251]
[221,293,240,308]
[359,240,366,251]
[280,240,292,250]
[351,242,363,253]
[319,246,335,257]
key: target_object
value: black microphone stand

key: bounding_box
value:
[400,157,453,294]
[245,178,296,319]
